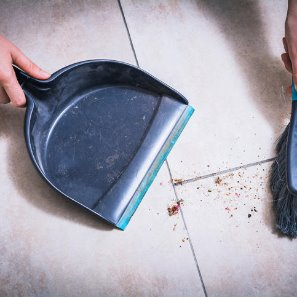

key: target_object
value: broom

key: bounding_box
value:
[270,82,297,237]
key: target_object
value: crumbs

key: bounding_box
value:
[167,199,184,216]
[194,165,267,223]
[172,178,184,186]
[215,176,223,185]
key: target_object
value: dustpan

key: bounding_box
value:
[14,60,194,229]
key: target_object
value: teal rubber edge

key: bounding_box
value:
[292,79,297,101]
[116,105,195,230]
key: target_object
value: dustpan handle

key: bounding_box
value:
[13,65,30,87]
[13,65,37,107]
[287,81,297,194]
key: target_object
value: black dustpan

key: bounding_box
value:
[14,60,194,229]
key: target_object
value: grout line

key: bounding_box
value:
[118,2,207,293]
[117,4,275,294]
[166,160,208,297]
[117,0,140,67]
[166,161,179,199]
[178,157,275,186]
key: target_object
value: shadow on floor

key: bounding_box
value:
[0,104,113,231]
[198,0,290,134]
[197,0,290,232]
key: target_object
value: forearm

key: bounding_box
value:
[288,0,297,17]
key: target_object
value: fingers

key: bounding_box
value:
[0,87,10,104]
[281,53,293,73]
[1,68,26,107]
[283,37,289,53]
[0,36,29,107]
[11,46,50,80]
[282,36,297,89]
[0,36,50,107]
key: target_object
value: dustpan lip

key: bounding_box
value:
[29,59,189,104]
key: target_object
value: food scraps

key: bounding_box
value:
[172,178,183,185]
[167,199,184,216]
[215,176,223,185]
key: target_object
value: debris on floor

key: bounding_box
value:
[179,237,189,247]
[167,199,184,216]
[215,176,223,185]
[172,178,184,185]
[194,166,267,227]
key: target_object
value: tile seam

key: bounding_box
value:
[166,161,208,297]
[176,157,275,186]
[117,0,139,67]
[118,3,208,294]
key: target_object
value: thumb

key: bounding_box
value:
[11,46,50,80]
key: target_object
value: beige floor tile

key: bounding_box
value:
[0,0,136,72]
[0,1,202,296]
[175,162,297,297]
[121,0,291,179]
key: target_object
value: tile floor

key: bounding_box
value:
[0,1,296,296]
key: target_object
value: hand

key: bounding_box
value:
[282,1,297,90]
[0,35,50,107]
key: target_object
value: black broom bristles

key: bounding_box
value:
[270,124,297,237]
